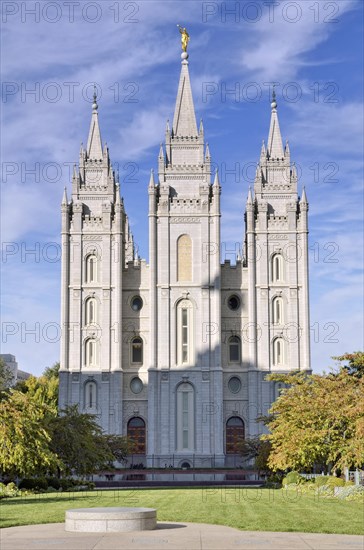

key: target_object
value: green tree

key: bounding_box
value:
[103,434,135,465]
[0,358,14,397]
[237,437,272,475]
[49,405,113,476]
[333,351,364,379]
[0,390,60,478]
[263,368,364,472]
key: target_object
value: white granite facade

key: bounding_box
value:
[59,55,310,467]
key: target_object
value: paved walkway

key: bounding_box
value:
[1,522,363,550]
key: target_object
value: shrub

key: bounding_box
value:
[46,477,61,490]
[326,477,345,488]
[315,476,330,487]
[19,478,48,491]
[0,482,21,499]
[282,471,304,486]
[59,479,75,491]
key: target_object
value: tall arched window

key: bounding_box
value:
[272,254,283,283]
[85,338,98,367]
[84,380,97,410]
[86,254,97,283]
[85,297,97,325]
[176,383,194,451]
[176,299,193,365]
[273,337,284,366]
[131,337,143,364]
[226,417,245,454]
[228,336,241,363]
[272,297,283,325]
[127,417,146,454]
[177,235,192,282]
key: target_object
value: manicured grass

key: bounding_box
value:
[1,488,363,534]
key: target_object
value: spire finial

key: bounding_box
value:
[92,84,98,112]
[271,85,277,111]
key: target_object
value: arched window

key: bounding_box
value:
[85,297,97,325]
[272,297,283,325]
[226,416,245,454]
[176,383,194,451]
[272,254,283,283]
[228,336,241,363]
[127,417,146,454]
[131,337,143,364]
[85,380,97,410]
[177,235,192,282]
[176,299,193,365]
[85,338,98,367]
[273,337,284,366]
[86,254,97,283]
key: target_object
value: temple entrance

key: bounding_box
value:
[226,416,245,454]
[127,417,146,454]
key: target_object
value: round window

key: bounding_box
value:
[228,376,241,394]
[228,295,240,311]
[131,296,143,311]
[130,377,143,394]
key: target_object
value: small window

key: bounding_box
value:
[86,254,97,283]
[228,376,241,394]
[177,299,193,365]
[130,377,143,394]
[272,297,283,325]
[131,296,143,311]
[228,295,240,311]
[228,336,241,363]
[85,338,98,367]
[273,338,284,366]
[85,380,97,409]
[85,298,97,325]
[131,337,143,364]
[272,254,283,283]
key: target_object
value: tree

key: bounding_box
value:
[0,390,60,478]
[103,434,136,465]
[237,437,272,475]
[0,358,14,397]
[263,367,364,472]
[333,351,364,379]
[49,405,114,476]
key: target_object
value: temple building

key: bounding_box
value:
[59,46,310,467]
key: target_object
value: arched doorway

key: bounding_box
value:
[127,417,146,454]
[226,416,245,454]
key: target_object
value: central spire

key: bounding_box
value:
[86,87,103,160]
[172,52,198,137]
[267,87,284,159]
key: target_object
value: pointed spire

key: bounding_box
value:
[86,86,103,160]
[115,183,121,205]
[148,168,155,188]
[172,56,198,137]
[62,186,68,205]
[300,186,308,204]
[260,140,266,158]
[205,142,211,160]
[158,143,164,158]
[199,118,204,134]
[285,140,290,156]
[247,186,253,205]
[213,168,220,187]
[267,86,284,159]
[166,119,170,134]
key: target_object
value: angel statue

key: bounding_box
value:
[177,25,190,52]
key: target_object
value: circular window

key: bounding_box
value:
[228,295,240,311]
[130,377,143,394]
[131,296,143,311]
[228,376,241,394]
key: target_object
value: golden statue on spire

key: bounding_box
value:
[177,25,190,52]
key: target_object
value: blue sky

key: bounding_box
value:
[1,0,363,376]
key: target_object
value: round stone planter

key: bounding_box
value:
[65,507,157,532]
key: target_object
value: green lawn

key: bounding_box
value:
[1,488,363,534]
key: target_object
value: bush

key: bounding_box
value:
[314,475,345,488]
[0,482,21,499]
[19,478,48,491]
[59,478,75,491]
[46,477,61,490]
[282,471,304,486]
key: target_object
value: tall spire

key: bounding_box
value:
[172,53,198,137]
[267,86,284,159]
[86,86,103,160]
